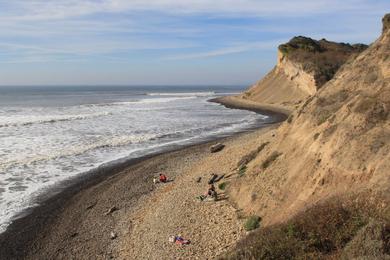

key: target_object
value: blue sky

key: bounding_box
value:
[0,0,388,86]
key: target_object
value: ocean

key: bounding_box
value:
[0,85,267,232]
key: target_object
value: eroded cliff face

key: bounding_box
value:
[229,15,389,226]
[276,49,318,95]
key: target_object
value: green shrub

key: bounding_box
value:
[244,215,261,231]
[238,165,247,176]
[218,182,227,190]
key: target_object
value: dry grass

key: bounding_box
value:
[220,197,390,260]
[322,124,338,139]
[261,151,282,170]
[316,110,332,125]
[287,114,293,124]
[237,142,269,168]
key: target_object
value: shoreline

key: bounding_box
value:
[210,96,290,122]
[0,97,287,259]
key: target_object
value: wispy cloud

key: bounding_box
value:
[164,40,282,60]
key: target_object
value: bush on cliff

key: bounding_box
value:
[220,197,390,260]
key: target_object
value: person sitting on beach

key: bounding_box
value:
[206,184,217,200]
[169,235,190,245]
[159,173,167,183]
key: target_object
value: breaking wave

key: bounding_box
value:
[0,112,113,128]
[0,134,160,171]
[146,92,215,97]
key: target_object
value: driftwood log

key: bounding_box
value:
[210,143,225,153]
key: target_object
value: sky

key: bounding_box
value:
[0,0,389,86]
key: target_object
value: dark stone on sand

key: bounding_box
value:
[110,231,117,239]
[70,232,78,238]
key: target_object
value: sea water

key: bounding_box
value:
[0,85,267,232]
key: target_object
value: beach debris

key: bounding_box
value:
[153,178,158,184]
[215,174,225,182]
[110,231,117,240]
[210,143,225,153]
[104,206,119,216]
[196,177,202,183]
[196,195,206,201]
[208,174,218,184]
[197,195,216,202]
[169,235,190,245]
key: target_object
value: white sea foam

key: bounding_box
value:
[0,134,160,172]
[79,96,195,108]
[0,112,113,128]
[146,91,215,97]
[139,96,196,103]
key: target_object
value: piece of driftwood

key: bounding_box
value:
[214,174,225,182]
[208,174,218,184]
[104,206,118,216]
[210,143,225,153]
[86,202,97,210]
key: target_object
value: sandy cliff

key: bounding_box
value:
[221,14,390,258]
[239,37,367,110]
[230,13,389,224]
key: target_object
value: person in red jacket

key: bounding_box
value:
[159,173,167,183]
